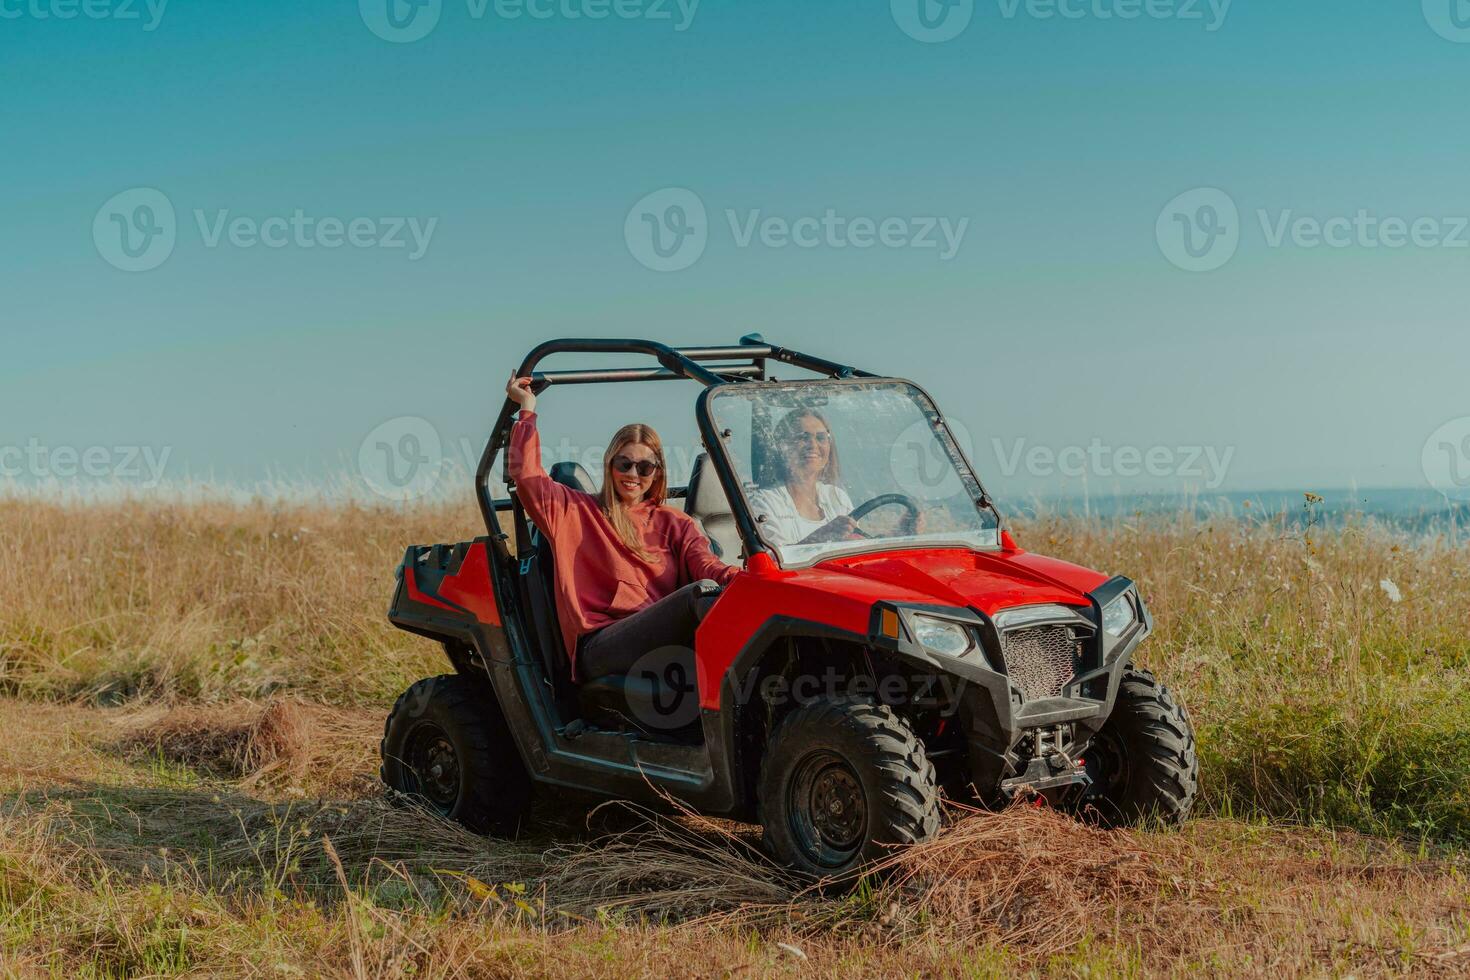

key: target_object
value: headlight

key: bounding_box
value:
[911,615,974,658]
[992,603,1078,631]
[1102,594,1137,638]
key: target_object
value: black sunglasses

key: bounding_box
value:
[612,455,660,478]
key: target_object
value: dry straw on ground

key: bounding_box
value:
[115,698,380,795]
[2,695,1467,976]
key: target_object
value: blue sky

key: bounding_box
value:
[4,1,1469,502]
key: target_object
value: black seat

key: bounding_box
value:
[685,453,742,563]
[548,460,596,494]
[576,649,706,741]
[512,461,597,722]
[574,578,720,739]
[514,512,578,720]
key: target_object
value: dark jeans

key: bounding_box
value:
[577,581,720,681]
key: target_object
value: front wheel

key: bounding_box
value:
[1080,667,1199,827]
[380,674,531,836]
[758,697,940,879]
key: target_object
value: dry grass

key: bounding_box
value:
[113,698,382,797]
[0,497,483,705]
[0,701,1465,977]
[2,496,1465,840]
[1,497,1468,975]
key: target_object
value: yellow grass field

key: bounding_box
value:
[1,497,1466,977]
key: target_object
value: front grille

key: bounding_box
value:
[1000,625,1077,701]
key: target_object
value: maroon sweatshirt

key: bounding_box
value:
[506,412,738,678]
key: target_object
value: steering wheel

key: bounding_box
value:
[847,493,922,538]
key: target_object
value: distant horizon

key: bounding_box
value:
[0,472,1456,506]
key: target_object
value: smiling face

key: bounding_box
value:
[609,441,659,504]
[781,413,833,484]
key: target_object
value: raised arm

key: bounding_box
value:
[504,374,576,533]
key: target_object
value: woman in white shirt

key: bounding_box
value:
[748,409,862,547]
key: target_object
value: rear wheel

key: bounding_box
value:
[380,674,531,836]
[758,697,940,879]
[1081,667,1198,827]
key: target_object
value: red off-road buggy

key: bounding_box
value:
[381,336,1198,877]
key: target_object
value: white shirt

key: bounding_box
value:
[748,483,855,548]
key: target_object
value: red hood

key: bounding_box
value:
[815,547,1109,616]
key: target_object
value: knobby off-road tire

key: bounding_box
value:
[1082,667,1199,827]
[758,697,940,880]
[380,674,531,836]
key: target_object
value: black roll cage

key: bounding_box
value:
[474,334,996,562]
[475,335,872,549]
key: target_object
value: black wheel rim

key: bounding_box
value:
[788,751,868,870]
[1084,729,1129,798]
[404,722,461,814]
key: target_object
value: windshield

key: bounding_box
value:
[705,380,1000,566]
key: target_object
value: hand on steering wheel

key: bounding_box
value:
[848,493,923,536]
[803,515,866,542]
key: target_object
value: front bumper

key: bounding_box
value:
[867,575,1151,799]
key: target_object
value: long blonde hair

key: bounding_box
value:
[598,424,668,562]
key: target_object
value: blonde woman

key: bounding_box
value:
[748,408,860,546]
[505,374,737,682]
